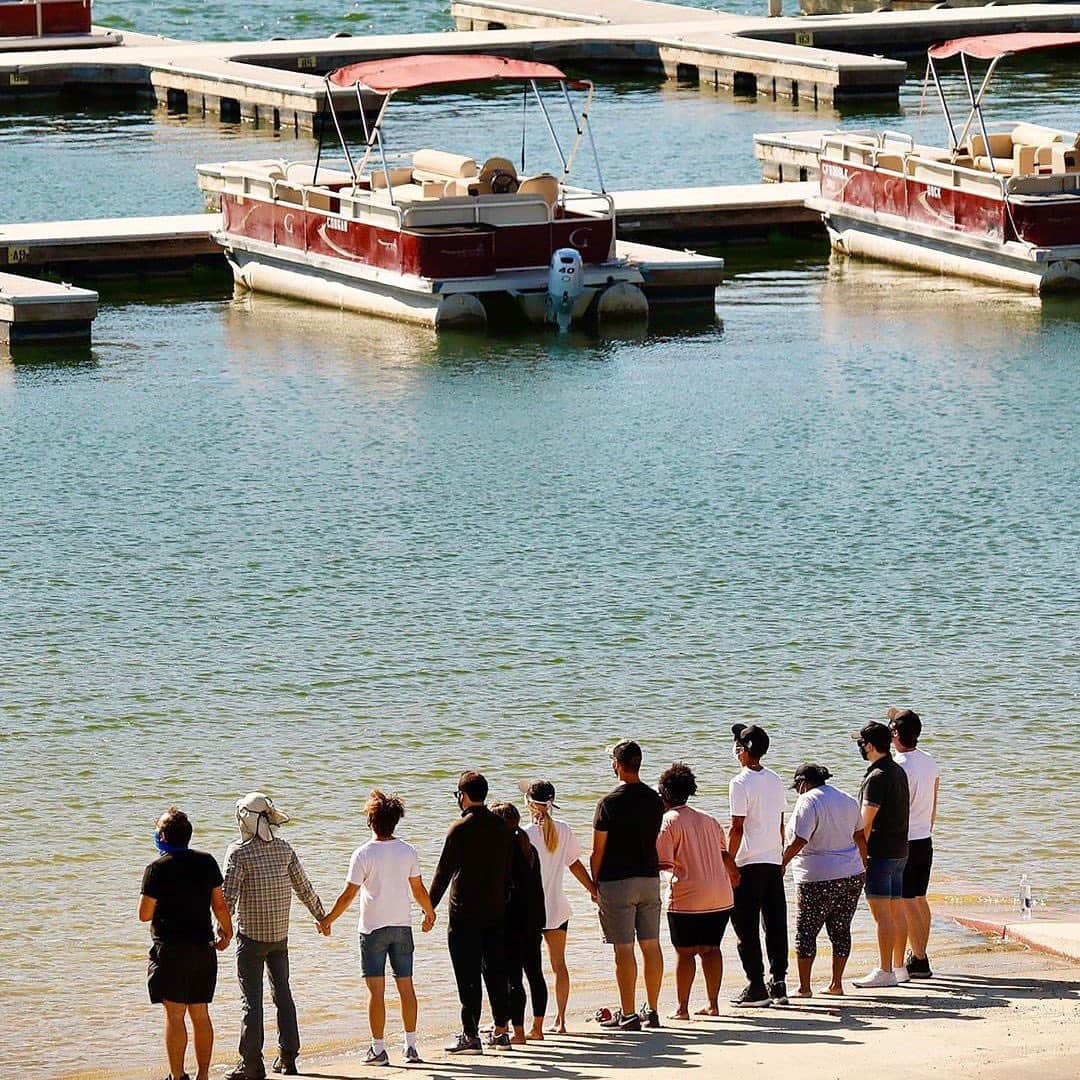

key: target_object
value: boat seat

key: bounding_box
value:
[970,133,1014,160]
[1050,145,1080,173]
[518,173,560,212]
[1009,122,1074,148]
[401,194,551,228]
[479,156,519,194]
[875,152,905,173]
[412,149,478,182]
[973,155,1016,176]
[369,166,414,190]
[283,163,355,187]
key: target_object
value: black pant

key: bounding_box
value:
[237,935,299,1070]
[731,863,788,985]
[447,919,509,1037]
[506,929,548,1027]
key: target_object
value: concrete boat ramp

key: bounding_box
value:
[2,2,1080,127]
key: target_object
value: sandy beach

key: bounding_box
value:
[301,940,1079,1080]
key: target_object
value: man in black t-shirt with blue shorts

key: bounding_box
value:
[591,740,665,1032]
[140,807,233,1080]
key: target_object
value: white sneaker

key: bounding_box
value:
[894,966,911,984]
[852,967,898,989]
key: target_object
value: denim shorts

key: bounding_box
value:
[359,925,414,978]
[864,856,908,899]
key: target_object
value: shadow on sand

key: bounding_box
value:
[303,973,1079,1080]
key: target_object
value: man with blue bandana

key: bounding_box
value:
[140,807,232,1080]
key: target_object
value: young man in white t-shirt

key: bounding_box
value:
[728,723,788,1007]
[888,708,941,979]
[320,791,436,1066]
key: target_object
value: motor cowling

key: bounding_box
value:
[546,247,584,332]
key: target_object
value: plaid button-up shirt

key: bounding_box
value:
[223,837,325,943]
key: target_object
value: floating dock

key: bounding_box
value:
[2,3,1080,126]
[755,130,834,182]
[0,214,223,274]
[0,271,98,344]
[1,182,819,282]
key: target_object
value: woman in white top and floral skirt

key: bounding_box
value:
[520,780,598,1033]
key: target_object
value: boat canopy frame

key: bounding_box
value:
[313,53,606,205]
[924,32,1080,161]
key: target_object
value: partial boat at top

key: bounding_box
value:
[807,33,1080,293]
[196,54,668,331]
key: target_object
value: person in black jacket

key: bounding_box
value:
[429,771,514,1054]
[492,802,548,1043]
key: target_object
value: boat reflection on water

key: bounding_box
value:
[221,287,715,384]
[819,256,1045,347]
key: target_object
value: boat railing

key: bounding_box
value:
[879,130,914,152]
[903,153,1008,199]
[398,192,555,229]
[562,185,614,219]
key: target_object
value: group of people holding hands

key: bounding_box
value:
[139,707,940,1080]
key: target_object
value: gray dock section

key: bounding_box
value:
[0,272,97,344]
[0,183,821,281]
[1,214,223,273]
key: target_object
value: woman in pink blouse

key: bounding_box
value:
[656,763,740,1018]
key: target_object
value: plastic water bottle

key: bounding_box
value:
[1019,874,1033,920]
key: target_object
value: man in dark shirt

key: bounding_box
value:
[429,771,513,1054]
[590,740,665,1031]
[139,807,233,1080]
[851,722,910,989]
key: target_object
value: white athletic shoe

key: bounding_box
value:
[852,967,898,989]
[894,966,911,984]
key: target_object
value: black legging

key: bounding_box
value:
[506,929,548,1026]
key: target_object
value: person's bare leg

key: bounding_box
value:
[543,931,569,1033]
[187,1003,213,1080]
[162,1002,188,1079]
[698,948,722,1015]
[824,954,848,995]
[640,938,663,1012]
[908,897,932,958]
[396,976,417,1038]
[365,976,387,1042]
[671,948,695,1018]
[891,900,908,971]
[866,898,895,971]
[613,943,637,1015]
[795,956,814,997]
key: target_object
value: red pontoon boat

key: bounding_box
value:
[807,33,1080,293]
[197,54,655,330]
[0,0,90,38]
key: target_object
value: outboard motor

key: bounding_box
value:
[546,247,584,333]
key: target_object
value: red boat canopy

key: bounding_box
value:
[929,31,1080,61]
[328,54,568,92]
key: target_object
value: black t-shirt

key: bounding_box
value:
[141,849,224,944]
[859,757,910,860]
[593,781,664,882]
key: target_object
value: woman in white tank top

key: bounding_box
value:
[520,780,598,1033]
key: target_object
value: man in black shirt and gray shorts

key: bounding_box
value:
[140,807,233,1080]
[591,740,665,1032]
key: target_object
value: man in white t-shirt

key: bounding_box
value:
[888,708,941,980]
[728,724,788,1007]
[319,791,436,1066]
